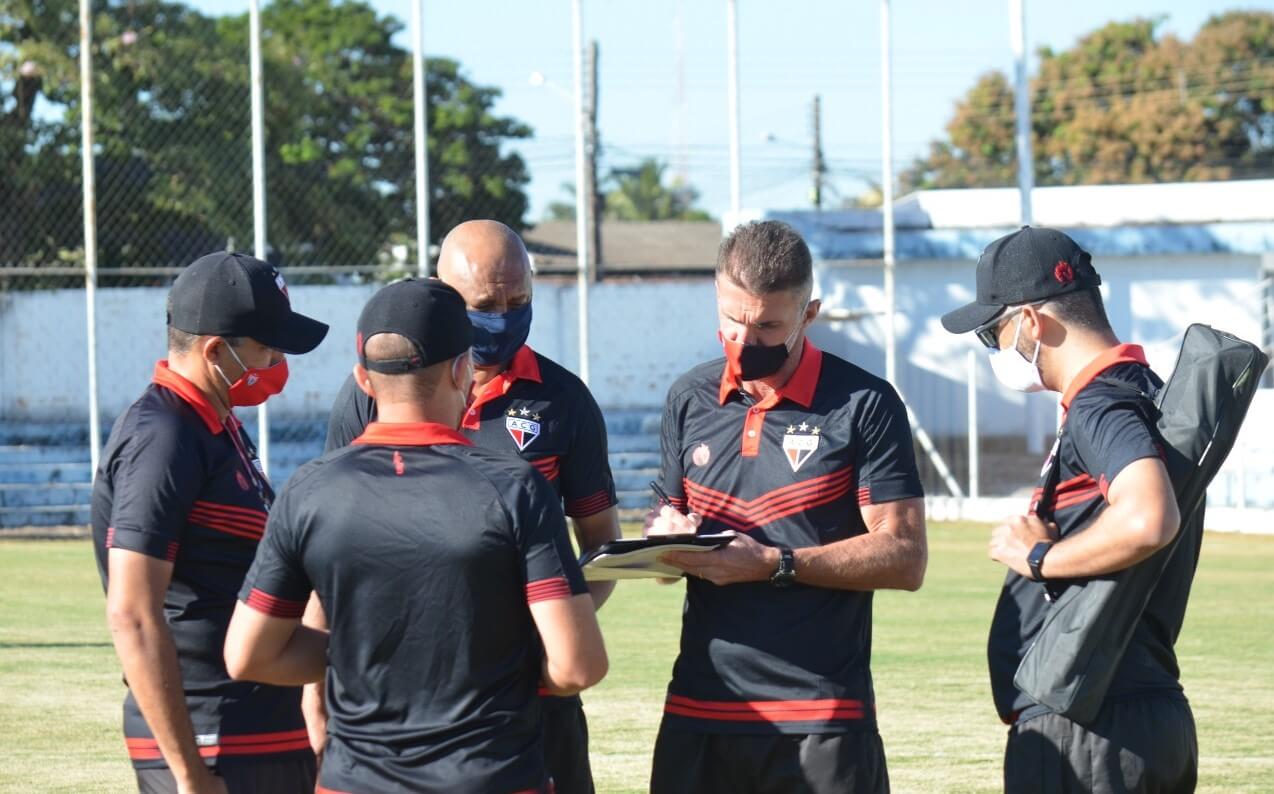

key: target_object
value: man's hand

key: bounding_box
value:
[300,594,328,761]
[643,504,701,536]
[176,767,229,794]
[660,531,777,586]
[989,514,1059,578]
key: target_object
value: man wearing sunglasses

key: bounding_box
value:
[942,227,1197,794]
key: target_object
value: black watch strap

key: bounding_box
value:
[1027,541,1054,583]
[770,546,796,588]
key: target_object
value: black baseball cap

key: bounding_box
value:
[168,252,329,354]
[357,279,473,374]
[941,226,1102,334]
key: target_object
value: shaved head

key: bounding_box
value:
[436,220,533,313]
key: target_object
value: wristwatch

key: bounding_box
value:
[1027,541,1054,583]
[770,546,796,588]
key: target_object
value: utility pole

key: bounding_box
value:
[726,0,741,217]
[811,94,826,211]
[584,40,602,278]
[570,0,590,384]
[673,0,688,185]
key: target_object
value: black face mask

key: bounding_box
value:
[723,335,791,380]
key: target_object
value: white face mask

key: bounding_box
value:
[988,313,1045,393]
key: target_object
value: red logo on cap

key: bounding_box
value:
[356,331,364,355]
[1054,261,1075,285]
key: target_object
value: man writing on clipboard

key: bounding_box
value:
[644,220,928,794]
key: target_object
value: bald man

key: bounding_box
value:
[319,220,622,793]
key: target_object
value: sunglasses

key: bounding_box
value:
[973,301,1046,350]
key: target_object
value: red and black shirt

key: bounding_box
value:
[90,362,308,770]
[326,345,616,519]
[987,344,1200,724]
[657,340,924,735]
[239,421,588,793]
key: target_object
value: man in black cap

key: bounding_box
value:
[223,279,608,794]
[942,227,1198,793]
[92,252,328,794]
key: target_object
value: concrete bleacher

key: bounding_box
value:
[0,411,664,528]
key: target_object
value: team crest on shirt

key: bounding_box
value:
[691,443,711,467]
[505,406,542,451]
[781,423,821,473]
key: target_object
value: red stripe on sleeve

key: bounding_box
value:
[525,577,573,604]
[243,588,306,619]
[565,490,614,517]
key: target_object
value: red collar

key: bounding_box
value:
[718,338,822,409]
[493,344,541,384]
[153,361,224,434]
[462,345,542,431]
[352,422,474,447]
[1061,344,1149,410]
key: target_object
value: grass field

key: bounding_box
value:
[1,524,1271,792]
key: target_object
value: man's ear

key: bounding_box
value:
[1020,305,1045,343]
[804,298,821,325]
[199,336,223,364]
[450,352,472,391]
[353,363,375,399]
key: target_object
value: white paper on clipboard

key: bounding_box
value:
[579,533,735,581]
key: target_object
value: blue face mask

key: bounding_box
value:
[468,302,533,367]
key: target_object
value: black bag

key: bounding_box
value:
[1013,324,1269,725]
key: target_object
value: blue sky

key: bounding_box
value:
[187,0,1270,219]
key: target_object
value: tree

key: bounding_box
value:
[603,159,711,221]
[544,182,578,221]
[901,11,1274,191]
[0,0,532,274]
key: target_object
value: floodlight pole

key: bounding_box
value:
[249,0,271,476]
[880,0,896,386]
[1010,0,1056,439]
[726,0,742,217]
[411,0,431,277]
[80,0,101,478]
[571,0,590,384]
[1010,0,1033,227]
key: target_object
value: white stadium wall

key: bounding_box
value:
[0,253,1264,445]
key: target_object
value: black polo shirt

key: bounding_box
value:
[90,362,308,769]
[326,345,616,518]
[239,421,588,793]
[987,344,1201,724]
[656,340,924,735]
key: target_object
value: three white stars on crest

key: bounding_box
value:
[785,423,820,434]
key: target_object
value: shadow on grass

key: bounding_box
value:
[0,642,112,649]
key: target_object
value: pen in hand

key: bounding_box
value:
[649,480,682,514]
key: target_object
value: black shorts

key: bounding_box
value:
[135,754,317,794]
[650,725,889,794]
[543,696,594,794]
[1004,696,1197,794]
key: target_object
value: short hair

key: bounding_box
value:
[1046,288,1111,333]
[716,220,813,298]
[363,332,448,404]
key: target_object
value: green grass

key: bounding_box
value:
[2,525,1271,792]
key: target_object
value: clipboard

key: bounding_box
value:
[579,533,735,581]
